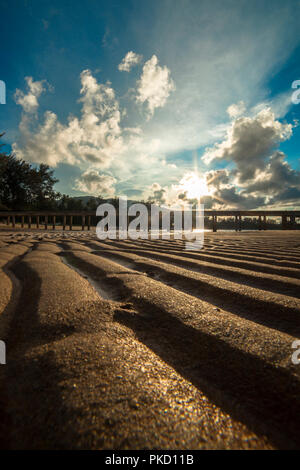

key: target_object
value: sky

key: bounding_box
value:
[1,0,300,209]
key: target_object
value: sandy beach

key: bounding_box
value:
[0,229,300,449]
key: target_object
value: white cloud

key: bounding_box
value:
[14,77,47,113]
[74,169,116,196]
[118,51,142,72]
[227,101,246,119]
[13,70,129,168]
[12,68,180,198]
[136,55,175,117]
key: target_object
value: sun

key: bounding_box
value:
[180,172,210,200]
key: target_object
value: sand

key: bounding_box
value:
[0,229,300,449]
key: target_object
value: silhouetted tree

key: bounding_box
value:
[85,195,107,211]
[0,133,60,210]
[58,195,84,211]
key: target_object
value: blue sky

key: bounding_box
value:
[1,0,300,209]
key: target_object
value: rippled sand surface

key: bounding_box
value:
[0,229,300,449]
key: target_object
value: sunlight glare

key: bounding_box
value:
[181,172,210,200]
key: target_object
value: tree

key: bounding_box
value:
[85,195,106,211]
[58,195,84,211]
[0,133,60,210]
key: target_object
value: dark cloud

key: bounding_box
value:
[202,107,299,209]
[245,152,300,195]
[203,108,293,184]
